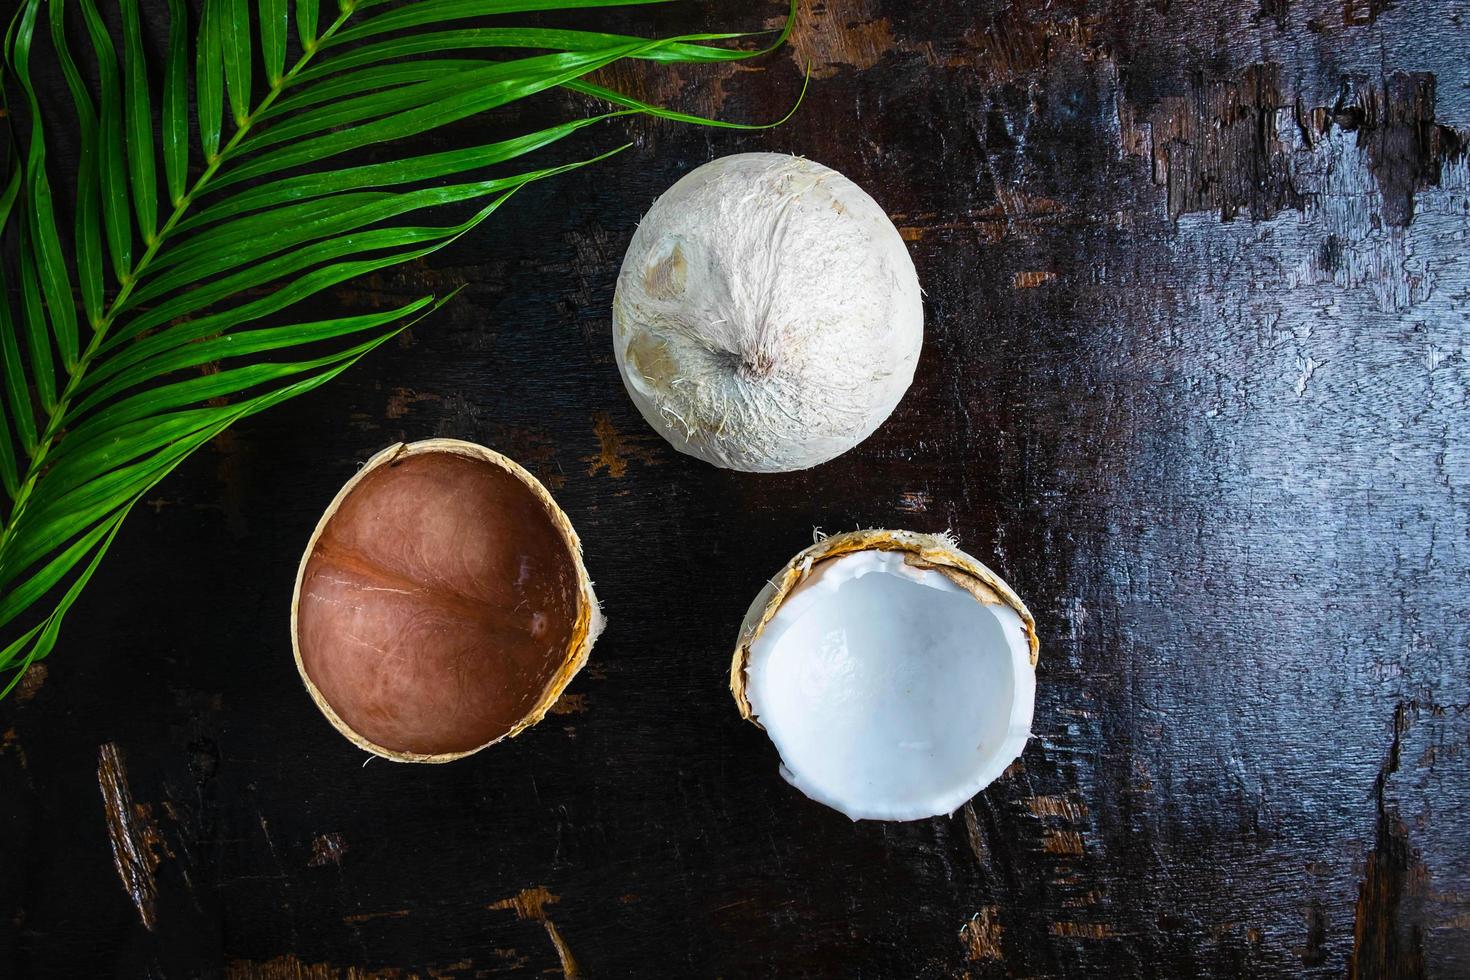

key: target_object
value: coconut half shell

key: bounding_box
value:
[291,439,602,763]
[731,529,1039,820]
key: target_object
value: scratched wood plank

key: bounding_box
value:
[2,0,1468,977]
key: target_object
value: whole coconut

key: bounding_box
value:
[613,153,923,472]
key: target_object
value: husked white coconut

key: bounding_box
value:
[613,153,923,472]
[731,530,1038,821]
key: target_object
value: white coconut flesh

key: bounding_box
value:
[744,550,1035,821]
[613,152,923,472]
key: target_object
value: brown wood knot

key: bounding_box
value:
[308,833,349,868]
[489,886,582,979]
[1012,270,1058,289]
[583,411,659,479]
[960,906,1004,961]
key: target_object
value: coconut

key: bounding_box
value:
[613,152,923,472]
[731,530,1038,821]
[290,439,602,762]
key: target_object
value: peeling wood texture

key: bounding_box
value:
[96,743,166,932]
[3,0,1470,977]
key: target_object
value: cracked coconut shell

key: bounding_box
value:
[731,529,1040,821]
[291,439,602,762]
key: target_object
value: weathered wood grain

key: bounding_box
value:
[2,0,1468,976]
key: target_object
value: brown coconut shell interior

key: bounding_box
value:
[293,444,586,759]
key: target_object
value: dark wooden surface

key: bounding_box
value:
[3,0,1469,976]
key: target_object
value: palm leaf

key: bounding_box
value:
[0,0,798,691]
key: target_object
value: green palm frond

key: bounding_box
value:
[0,0,799,696]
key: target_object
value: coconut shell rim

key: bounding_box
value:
[289,438,603,764]
[728,528,1039,723]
